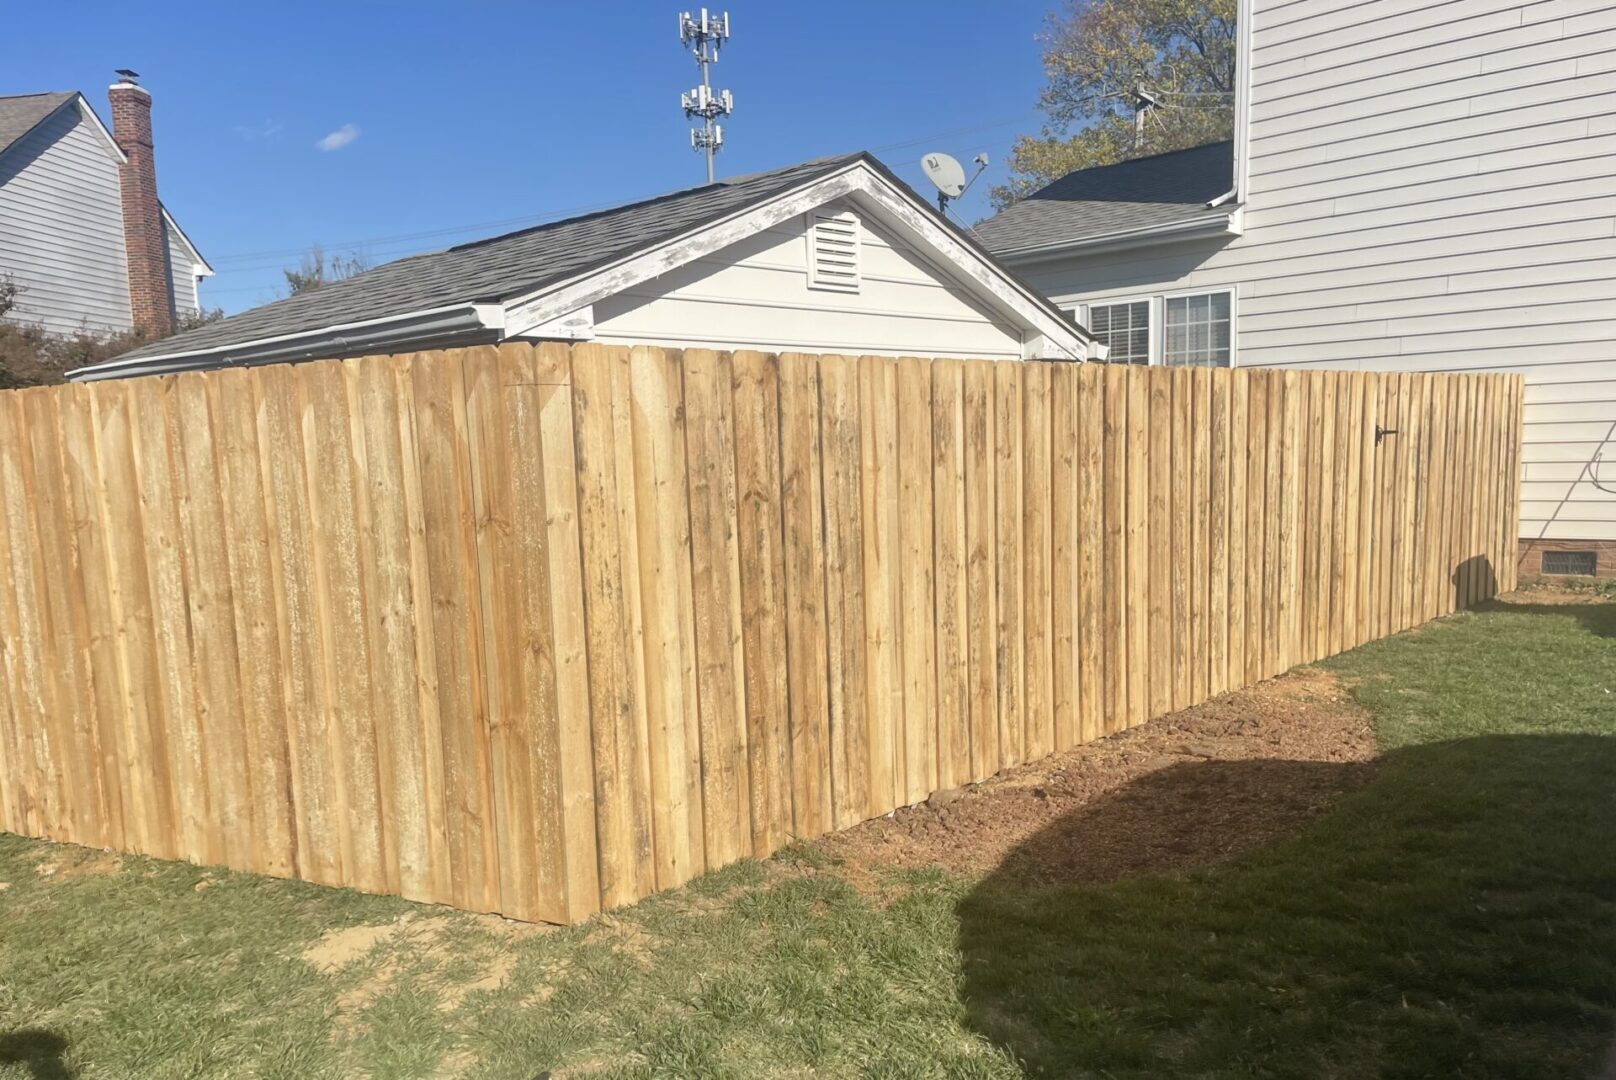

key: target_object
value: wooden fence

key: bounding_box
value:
[0,344,1522,922]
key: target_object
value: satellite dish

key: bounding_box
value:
[921,152,967,198]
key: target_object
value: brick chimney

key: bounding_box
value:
[108,72,173,338]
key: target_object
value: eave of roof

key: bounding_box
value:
[0,92,86,164]
[992,206,1242,264]
[974,141,1237,259]
[76,151,1090,379]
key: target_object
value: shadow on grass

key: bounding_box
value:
[1455,554,1499,612]
[957,735,1616,1079]
[1474,596,1616,638]
[0,1029,74,1080]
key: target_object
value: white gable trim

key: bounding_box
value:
[507,303,595,341]
[0,93,125,170]
[843,171,1093,360]
[162,207,213,276]
[498,159,1096,361]
[73,157,1095,379]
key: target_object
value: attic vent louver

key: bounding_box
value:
[807,210,860,293]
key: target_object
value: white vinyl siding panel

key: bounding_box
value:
[593,199,1025,359]
[1010,0,1616,541]
[163,217,201,319]
[0,102,134,335]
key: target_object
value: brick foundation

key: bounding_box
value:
[1517,538,1616,579]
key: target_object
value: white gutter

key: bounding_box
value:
[69,302,505,381]
[992,210,1241,264]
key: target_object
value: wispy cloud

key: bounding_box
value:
[317,123,361,152]
[233,119,284,141]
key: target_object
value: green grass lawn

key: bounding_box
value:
[2,594,1613,1079]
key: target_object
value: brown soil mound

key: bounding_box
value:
[820,666,1377,885]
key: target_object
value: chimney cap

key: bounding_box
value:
[114,68,140,82]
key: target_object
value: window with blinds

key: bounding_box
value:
[1088,300,1151,365]
[807,210,860,293]
[1165,291,1233,367]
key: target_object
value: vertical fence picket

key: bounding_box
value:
[684,348,753,865]
[625,346,704,890]
[930,360,971,791]
[778,354,833,839]
[731,350,793,852]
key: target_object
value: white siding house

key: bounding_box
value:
[80,153,1095,382]
[592,198,1027,359]
[978,0,1616,572]
[0,84,211,339]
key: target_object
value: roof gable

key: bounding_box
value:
[106,155,859,365]
[89,152,1091,375]
[0,92,126,169]
[0,92,77,159]
[974,141,1236,256]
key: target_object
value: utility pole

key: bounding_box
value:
[679,9,733,183]
[1133,81,1162,150]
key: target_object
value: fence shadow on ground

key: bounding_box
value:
[955,734,1616,1078]
[1473,595,1616,639]
[0,1029,75,1080]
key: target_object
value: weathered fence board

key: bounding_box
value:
[0,344,1522,922]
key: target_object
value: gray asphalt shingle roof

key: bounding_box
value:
[0,92,76,159]
[973,141,1235,255]
[113,153,867,362]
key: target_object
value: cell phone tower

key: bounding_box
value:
[678,9,733,183]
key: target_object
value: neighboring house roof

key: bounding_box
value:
[975,141,1240,260]
[0,92,77,158]
[80,151,1094,378]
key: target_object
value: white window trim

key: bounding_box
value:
[1074,289,1237,367]
[1161,287,1238,368]
[1076,295,1158,366]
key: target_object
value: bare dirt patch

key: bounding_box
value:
[303,910,536,1030]
[435,951,517,1012]
[820,666,1377,884]
[1505,581,1612,605]
[33,847,122,880]
[302,913,421,975]
[583,914,659,968]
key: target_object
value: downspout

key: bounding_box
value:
[1209,0,1255,208]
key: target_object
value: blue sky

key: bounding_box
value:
[4,1,1061,314]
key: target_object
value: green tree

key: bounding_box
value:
[990,0,1237,210]
[0,276,221,388]
[282,245,370,296]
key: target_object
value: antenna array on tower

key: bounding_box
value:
[678,8,733,183]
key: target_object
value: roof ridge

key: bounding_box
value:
[1057,139,1233,175]
[446,152,863,255]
